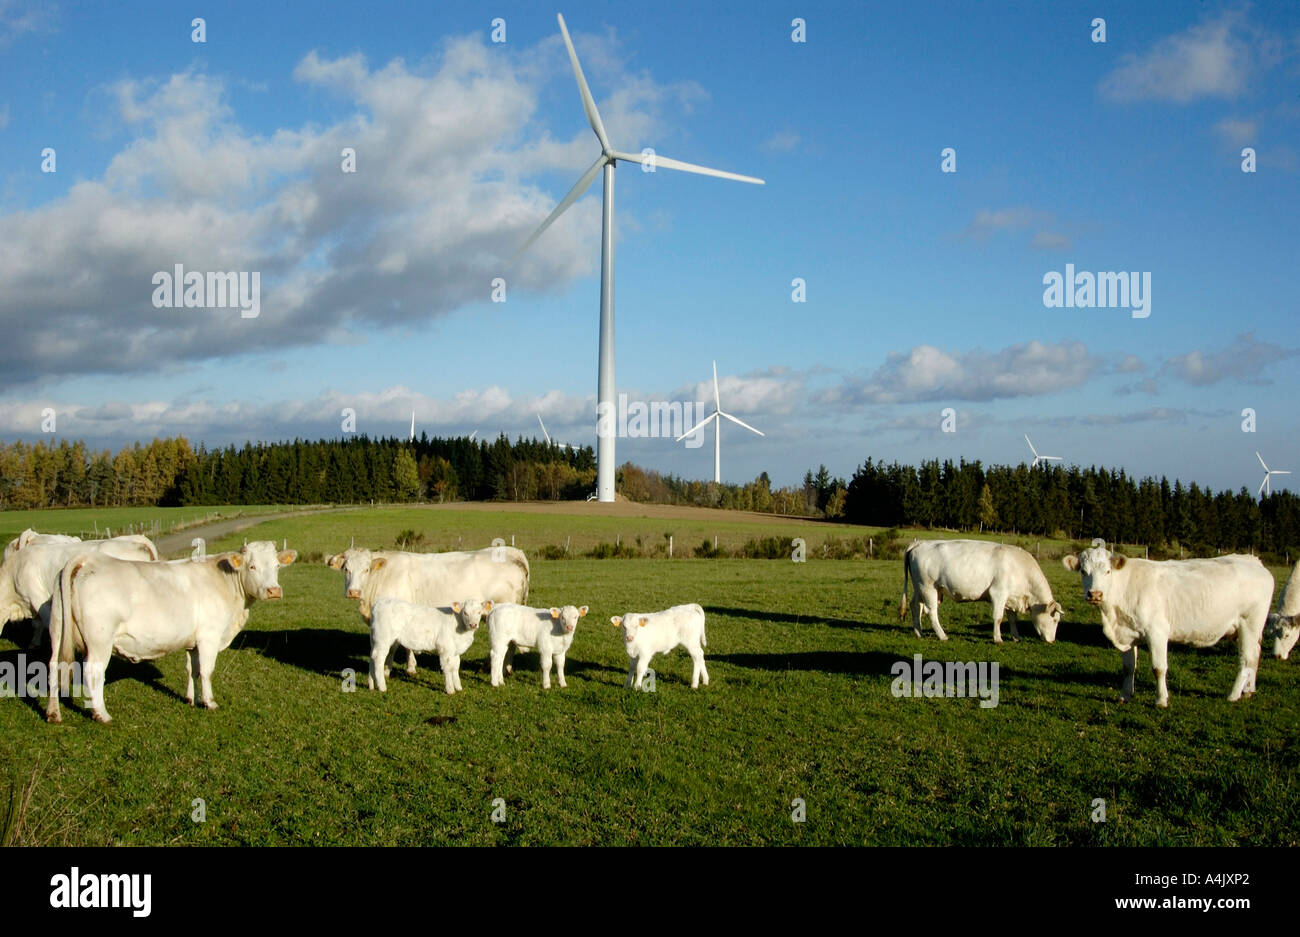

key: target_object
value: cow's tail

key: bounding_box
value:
[899,542,916,621]
[515,550,531,604]
[52,554,86,694]
[698,604,707,648]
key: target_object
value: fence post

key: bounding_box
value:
[869,537,873,558]
[669,535,673,558]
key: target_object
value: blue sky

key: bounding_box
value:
[0,0,1297,492]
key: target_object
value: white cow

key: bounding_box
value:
[487,603,588,689]
[368,598,492,695]
[4,528,81,562]
[611,604,708,690]
[326,545,529,676]
[45,541,296,723]
[1,535,159,643]
[1265,560,1300,660]
[900,539,1062,643]
[1062,542,1274,707]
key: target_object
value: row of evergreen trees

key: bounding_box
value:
[2,435,1296,557]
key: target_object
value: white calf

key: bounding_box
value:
[1266,560,1300,660]
[611,604,708,690]
[487,603,588,689]
[368,598,491,695]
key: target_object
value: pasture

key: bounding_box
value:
[2,503,1298,845]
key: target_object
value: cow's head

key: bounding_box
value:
[222,540,296,601]
[326,548,387,600]
[550,605,588,634]
[1266,613,1299,660]
[451,599,492,632]
[1062,541,1124,607]
[1029,600,1063,643]
[610,613,647,644]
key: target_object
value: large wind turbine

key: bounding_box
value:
[676,361,765,483]
[1024,435,1062,469]
[514,14,764,502]
[1257,451,1291,497]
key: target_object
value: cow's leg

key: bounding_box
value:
[539,650,553,690]
[489,642,506,687]
[442,654,460,695]
[504,643,515,677]
[1149,635,1170,709]
[196,642,219,710]
[990,593,1008,644]
[910,593,924,639]
[370,641,390,692]
[634,655,651,690]
[405,648,418,677]
[185,648,199,705]
[86,652,111,724]
[625,657,637,688]
[1008,611,1021,642]
[1229,619,1262,701]
[383,644,396,679]
[689,642,708,688]
[1119,646,1137,703]
[923,588,947,641]
[554,650,567,689]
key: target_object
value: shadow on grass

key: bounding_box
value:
[0,645,184,722]
[710,650,903,677]
[706,605,878,631]
[238,627,368,678]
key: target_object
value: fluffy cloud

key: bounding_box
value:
[1099,11,1277,103]
[0,32,700,390]
[1161,332,1295,386]
[816,340,1101,406]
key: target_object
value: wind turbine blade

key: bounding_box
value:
[712,360,720,411]
[610,150,764,185]
[1024,435,1038,458]
[1257,451,1269,472]
[513,154,608,260]
[718,411,765,437]
[468,430,477,441]
[1259,477,1268,497]
[557,14,610,154]
[1274,470,1293,476]
[676,412,717,441]
[537,414,552,445]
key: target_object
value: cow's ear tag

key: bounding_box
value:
[550,608,560,619]
[639,618,648,627]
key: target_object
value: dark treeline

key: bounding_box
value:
[841,457,1300,558]
[2,436,1297,558]
[0,435,595,508]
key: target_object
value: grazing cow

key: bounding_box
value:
[45,541,296,723]
[611,604,708,690]
[368,598,491,694]
[1062,541,1274,707]
[899,539,1062,643]
[326,545,529,675]
[1266,560,1300,660]
[487,603,588,689]
[4,529,81,562]
[1,535,159,643]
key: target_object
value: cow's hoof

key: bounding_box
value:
[993,638,1003,645]
[1156,700,1169,709]
[185,697,195,706]
[93,712,112,724]
[45,711,61,724]
[505,665,513,676]
[205,702,219,711]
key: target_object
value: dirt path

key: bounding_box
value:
[153,507,356,557]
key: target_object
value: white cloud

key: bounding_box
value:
[1161,332,1295,386]
[0,32,700,390]
[1099,11,1273,103]
[1213,117,1257,146]
[761,131,800,153]
[815,340,1101,406]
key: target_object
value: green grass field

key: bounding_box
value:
[2,504,1297,845]
[0,504,322,546]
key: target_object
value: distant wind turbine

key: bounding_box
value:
[409,411,415,442]
[1257,451,1291,497]
[676,361,765,483]
[1025,435,1062,469]
[467,430,478,441]
[513,14,764,502]
[537,413,574,451]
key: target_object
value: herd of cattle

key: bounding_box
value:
[0,528,1297,722]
